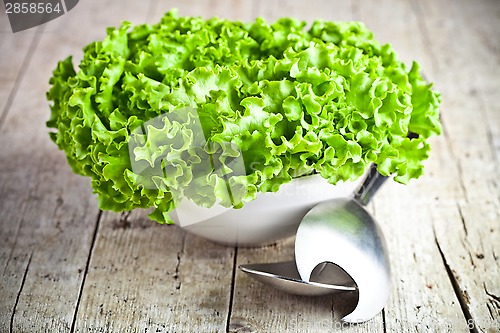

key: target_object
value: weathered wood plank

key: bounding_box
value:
[373,180,470,332]
[0,42,98,333]
[0,0,497,332]
[149,0,258,23]
[273,0,355,22]
[351,0,472,331]
[70,2,238,332]
[449,0,500,179]
[0,0,154,332]
[231,238,330,333]
[356,0,500,331]
[0,11,41,126]
[435,201,500,331]
[227,1,386,332]
[230,237,385,333]
[415,0,499,204]
[352,0,434,72]
[413,0,500,330]
[0,159,99,332]
[73,210,235,333]
[456,0,500,164]
[0,9,99,333]
[250,0,355,24]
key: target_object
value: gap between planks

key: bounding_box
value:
[225,247,238,333]
[69,211,103,333]
[9,251,32,333]
[407,1,476,328]
[434,233,480,333]
[412,0,500,330]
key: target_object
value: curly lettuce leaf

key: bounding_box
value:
[46,10,441,223]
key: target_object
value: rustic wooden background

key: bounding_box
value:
[0,0,499,332]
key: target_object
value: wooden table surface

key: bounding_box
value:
[0,0,499,332]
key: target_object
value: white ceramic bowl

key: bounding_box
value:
[129,109,362,246]
[169,174,362,246]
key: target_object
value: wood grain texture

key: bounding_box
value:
[0,0,498,332]
[0,0,152,332]
[255,0,355,22]
[414,0,500,331]
[226,2,384,332]
[0,9,99,333]
[230,237,385,333]
[352,0,473,331]
[150,0,258,23]
[73,210,235,333]
[0,11,41,127]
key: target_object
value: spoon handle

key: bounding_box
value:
[353,163,388,206]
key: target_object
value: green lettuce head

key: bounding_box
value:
[46,10,441,223]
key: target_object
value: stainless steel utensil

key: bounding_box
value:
[239,163,391,323]
[239,261,356,296]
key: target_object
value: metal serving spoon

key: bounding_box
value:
[239,163,391,323]
[239,260,357,296]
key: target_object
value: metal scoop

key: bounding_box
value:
[239,261,357,296]
[239,163,391,323]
